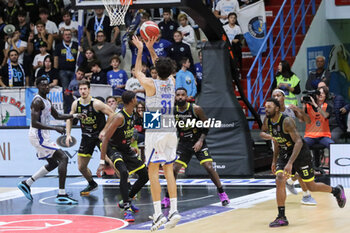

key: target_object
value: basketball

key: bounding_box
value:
[140,21,160,41]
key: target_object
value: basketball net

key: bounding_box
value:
[102,0,133,26]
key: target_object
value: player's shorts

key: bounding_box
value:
[107,146,145,175]
[176,141,213,168]
[145,131,178,166]
[29,134,60,160]
[78,134,101,157]
[275,145,314,182]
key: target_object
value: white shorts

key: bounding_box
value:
[145,131,178,166]
[29,134,60,160]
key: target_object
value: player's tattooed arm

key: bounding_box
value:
[259,117,273,140]
[97,113,124,177]
[31,98,64,134]
[283,117,303,174]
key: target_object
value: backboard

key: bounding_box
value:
[73,0,183,9]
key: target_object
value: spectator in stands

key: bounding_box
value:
[214,0,240,25]
[153,32,172,57]
[176,57,197,101]
[223,12,242,68]
[20,0,39,24]
[303,85,334,149]
[107,55,128,96]
[3,0,19,25]
[32,41,49,77]
[125,65,145,100]
[167,31,195,74]
[0,12,5,65]
[41,0,64,25]
[150,66,158,79]
[17,10,31,42]
[36,55,59,88]
[158,8,179,43]
[92,31,121,71]
[2,27,27,66]
[86,9,119,47]
[305,55,331,91]
[318,82,350,143]
[194,50,203,94]
[35,8,59,39]
[0,49,28,87]
[54,29,79,92]
[27,20,53,55]
[79,48,97,73]
[177,13,196,46]
[66,67,86,99]
[89,59,107,84]
[58,10,79,43]
[106,96,118,111]
[134,101,145,143]
[271,60,301,106]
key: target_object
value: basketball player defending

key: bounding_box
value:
[263,98,346,227]
[162,88,230,207]
[66,80,115,196]
[133,35,181,231]
[261,89,317,205]
[18,76,84,204]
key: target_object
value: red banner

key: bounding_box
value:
[335,0,350,5]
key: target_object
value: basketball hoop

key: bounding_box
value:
[102,0,133,26]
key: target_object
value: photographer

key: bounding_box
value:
[318,82,350,143]
[303,86,334,149]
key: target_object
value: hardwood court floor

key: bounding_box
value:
[114,189,350,233]
[0,177,349,233]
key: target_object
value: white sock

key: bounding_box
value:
[169,198,177,215]
[153,201,162,217]
[58,189,66,195]
[303,190,310,197]
[286,178,295,185]
[26,166,49,186]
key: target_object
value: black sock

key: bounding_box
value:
[217,187,224,193]
[331,187,340,196]
[165,191,170,198]
[278,206,285,218]
[88,180,96,186]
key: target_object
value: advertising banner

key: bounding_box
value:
[0,128,101,176]
[330,144,350,175]
[0,88,26,126]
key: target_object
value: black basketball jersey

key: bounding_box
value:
[76,98,106,137]
[174,103,202,142]
[268,113,294,154]
[109,108,134,151]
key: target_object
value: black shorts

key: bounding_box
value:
[78,134,101,158]
[176,141,213,168]
[276,146,314,182]
[107,146,145,175]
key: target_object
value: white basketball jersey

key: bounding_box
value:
[282,107,296,119]
[146,78,175,131]
[29,95,52,138]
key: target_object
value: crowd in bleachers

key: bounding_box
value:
[0,0,258,112]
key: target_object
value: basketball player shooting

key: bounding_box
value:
[132,34,181,231]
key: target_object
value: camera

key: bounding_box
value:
[301,89,320,104]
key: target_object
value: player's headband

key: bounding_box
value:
[272,89,285,96]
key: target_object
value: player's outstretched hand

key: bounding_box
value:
[145,36,157,49]
[96,164,106,177]
[132,35,143,50]
[55,126,66,135]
